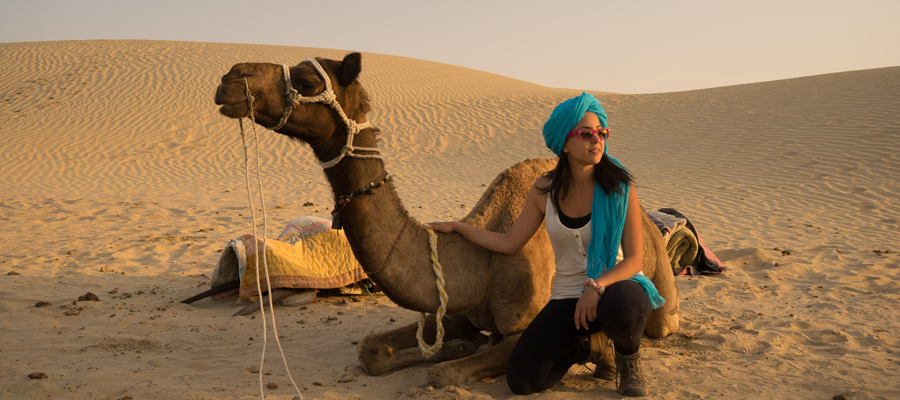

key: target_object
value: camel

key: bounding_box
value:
[212,52,679,387]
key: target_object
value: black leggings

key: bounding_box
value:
[506,280,651,395]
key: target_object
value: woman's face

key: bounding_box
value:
[563,112,605,166]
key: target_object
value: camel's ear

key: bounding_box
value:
[338,52,362,86]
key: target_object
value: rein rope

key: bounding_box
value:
[268,59,383,169]
[417,229,449,358]
[240,78,304,400]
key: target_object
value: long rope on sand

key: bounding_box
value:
[240,77,303,400]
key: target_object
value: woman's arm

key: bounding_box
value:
[593,184,644,288]
[427,177,548,255]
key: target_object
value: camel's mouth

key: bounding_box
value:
[214,82,251,119]
[216,101,250,119]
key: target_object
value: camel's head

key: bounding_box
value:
[214,52,370,144]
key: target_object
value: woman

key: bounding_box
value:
[427,92,664,397]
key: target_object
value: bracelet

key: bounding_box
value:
[583,278,606,296]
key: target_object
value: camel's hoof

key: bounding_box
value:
[357,338,394,376]
[426,363,459,389]
[433,339,477,362]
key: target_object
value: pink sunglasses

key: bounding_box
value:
[566,127,610,142]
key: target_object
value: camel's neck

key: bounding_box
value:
[318,134,445,313]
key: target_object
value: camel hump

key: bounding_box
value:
[461,157,558,232]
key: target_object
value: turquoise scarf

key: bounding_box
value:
[542,92,665,309]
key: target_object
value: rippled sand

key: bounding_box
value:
[1,40,898,399]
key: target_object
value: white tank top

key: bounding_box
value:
[546,194,625,300]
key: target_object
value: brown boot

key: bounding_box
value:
[615,350,648,397]
[588,333,616,381]
[572,333,616,381]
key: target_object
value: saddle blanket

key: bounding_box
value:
[210,216,367,299]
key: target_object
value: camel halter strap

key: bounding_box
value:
[268,59,383,169]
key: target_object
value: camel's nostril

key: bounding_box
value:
[241,72,253,77]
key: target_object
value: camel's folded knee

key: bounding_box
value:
[645,306,680,338]
[645,320,679,338]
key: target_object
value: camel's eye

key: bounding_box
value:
[298,81,317,93]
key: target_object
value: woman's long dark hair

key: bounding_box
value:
[538,155,633,213]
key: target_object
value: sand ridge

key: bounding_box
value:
[1,40,898,399]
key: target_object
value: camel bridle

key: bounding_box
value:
[267,59,383,169]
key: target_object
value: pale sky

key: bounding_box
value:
[2,0,898,94]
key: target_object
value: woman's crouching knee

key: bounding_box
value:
[506,367,538,395]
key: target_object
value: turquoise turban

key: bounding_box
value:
[541,92,665,309]
[542,92,608,156]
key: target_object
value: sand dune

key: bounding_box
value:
[1,40,898,399]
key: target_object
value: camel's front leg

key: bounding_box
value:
[646,288,680,338]
[357,315,475,376]
[426,334,520,388]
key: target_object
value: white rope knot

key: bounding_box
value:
[320,91,337,104]
[287,91,301,107]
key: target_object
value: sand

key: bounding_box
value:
[1,40,898,399]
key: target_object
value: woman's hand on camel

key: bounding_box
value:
[426,221,457,233]
[574,290,600,330]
